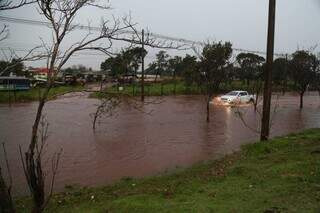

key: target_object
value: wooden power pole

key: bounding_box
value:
[141,29,145,102]
[261,0,276,141]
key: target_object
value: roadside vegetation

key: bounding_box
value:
[96,47,319,110]
[15,129,320,212]
[0,85,84,103]
[91,80,302,99]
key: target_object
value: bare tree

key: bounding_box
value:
[20,1,136,212]
[92,92,160,130]
[0,143,15,213]
[20,1,187,212]
[92,94,121,130]
[0,1,43,212]
[20,116,62,213]
[234,94,280,135]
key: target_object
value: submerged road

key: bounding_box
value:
[0,92,319,195]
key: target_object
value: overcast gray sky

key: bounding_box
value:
[1,0,320,69]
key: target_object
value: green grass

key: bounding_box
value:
[16,129,320,212]
[91,81,256,99]
[0,86,84,103]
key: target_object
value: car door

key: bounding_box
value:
[240,92,248,103]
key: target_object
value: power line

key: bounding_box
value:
[0,47,158,60]
[0,15,287,57]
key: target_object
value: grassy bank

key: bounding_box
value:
[16,129,320,212]
[91,81,254,99]
[0,86,84,103]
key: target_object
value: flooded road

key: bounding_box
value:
[0,92,320,195]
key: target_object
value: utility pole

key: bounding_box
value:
[141,29,145,102]
[261,0,276,141]
[283,53,288,95]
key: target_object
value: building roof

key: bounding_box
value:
[30,68,49,73]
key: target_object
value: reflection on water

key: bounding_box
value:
[0,92,319,195]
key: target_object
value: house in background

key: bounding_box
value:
[29,68,49,82]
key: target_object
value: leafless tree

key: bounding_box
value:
[20,116,62,213]
[0,1,43,212]
[0,143,15,213]
[252,79,263,111]
[92,93,122,130]
[22,2,134,212]
[234,94,280,135]
[20,1,187,212]
[92,91,162,130]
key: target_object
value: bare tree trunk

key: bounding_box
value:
[154,72,159,83]
[25,86,51,213]
[132,83,135,96]
[173,70,176,95]
[300,91,304,109]
[8,85,11,107]
[206,95,211,123]
[99,78,103,92]
[254,80,262,111]
[0,168,15,213]
[281,79,287,95]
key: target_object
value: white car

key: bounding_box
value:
[219,91,255,105]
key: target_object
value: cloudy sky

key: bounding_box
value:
[1,0,320,69]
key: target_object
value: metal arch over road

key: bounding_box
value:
[0,15,287,57]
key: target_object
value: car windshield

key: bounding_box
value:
[226,91,238,96]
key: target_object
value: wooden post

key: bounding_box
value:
[141,29,145,102]
[13,84,16,102]
[173,69,176,95]
[261,0,276,141]
[8,82,11,107]
[161,82,164,96]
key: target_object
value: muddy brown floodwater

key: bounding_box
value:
[0,92,320,196]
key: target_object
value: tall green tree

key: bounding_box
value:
[181,55,198,89]
[289,50,318,108]
[272,57,288,93]
[168,56,183,94]
[200,41,233,122]
[236,53,265,86]
[100,47,147,79]
[154,50,169,81]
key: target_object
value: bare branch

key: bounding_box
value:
[0,46,48,76]
[0,0,36,10]
[1,143,13,196]
[0,25,9,42]
[92,91,163,129]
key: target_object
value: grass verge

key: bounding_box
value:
[16,129,320,212]
[90,81,258,98]
[0,86,84,103]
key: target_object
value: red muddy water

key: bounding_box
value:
[0,92,319,195]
